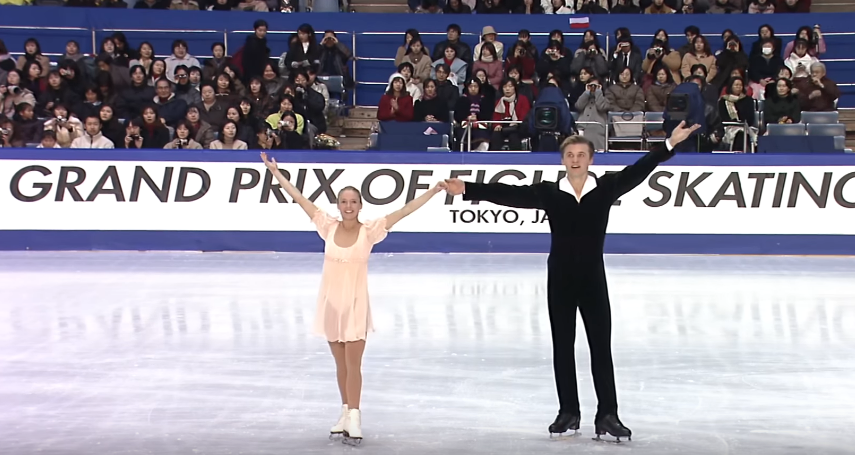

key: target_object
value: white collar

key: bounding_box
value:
[558,175,597,202]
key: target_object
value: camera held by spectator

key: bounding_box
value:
[278,119,295,132]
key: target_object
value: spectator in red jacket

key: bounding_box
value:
[377,73,414,122]
[489,78,531,151]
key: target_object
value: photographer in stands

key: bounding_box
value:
[318,31,353,89]
[122,118,145,149]
[43,103,82,148]
[163,120,203,149]
[290,70,327,134]
[0,117,22,148]
[261,113,308,150]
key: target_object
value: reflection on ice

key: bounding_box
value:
[1,252,854,455]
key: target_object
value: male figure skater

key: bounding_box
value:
[445,122,699,442]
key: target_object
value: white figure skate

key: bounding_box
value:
[342,408,362,445]
[329,404,348,439]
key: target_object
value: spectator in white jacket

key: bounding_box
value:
[70,116,115,149]
[784,39,818,80]
[164,40,202,83]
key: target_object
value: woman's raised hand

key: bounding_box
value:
[432,181,448,193]
[260,152,278,171]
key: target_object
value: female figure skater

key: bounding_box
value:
[261,152,446,445]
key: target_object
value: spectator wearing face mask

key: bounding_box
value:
[748,39,784,99]
[70,115,115,149]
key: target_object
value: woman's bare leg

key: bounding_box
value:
[328,341,348,404]
[344,340,366,409]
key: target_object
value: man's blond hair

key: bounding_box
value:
[560,135,595,156]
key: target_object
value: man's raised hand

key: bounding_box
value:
[669,121,702,147]
[444,178,465,196]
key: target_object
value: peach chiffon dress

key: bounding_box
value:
[312,209,388,343]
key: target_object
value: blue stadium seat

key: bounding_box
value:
[767,124,806,136]
[801,111,839,125]
[806,123,846,137]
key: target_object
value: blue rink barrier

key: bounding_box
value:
[1,149,854,255]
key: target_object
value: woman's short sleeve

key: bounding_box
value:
[312,209,338,240]
[364,217,389,245]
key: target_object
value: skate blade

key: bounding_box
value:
[329,432,344,440]
[342,436,363,446]
[549,430,580,440]
[593,434,630,444]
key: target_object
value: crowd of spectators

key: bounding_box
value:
[411,0,811,15]
[377,21,838,151]
[0,19,354,149]
[0,7,843,152]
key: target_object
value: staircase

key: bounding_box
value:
[347,0,410,13]
[811,2,855,12]
[839,109,855,149]
[327,107,377,150]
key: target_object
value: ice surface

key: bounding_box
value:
[1,252,854,455]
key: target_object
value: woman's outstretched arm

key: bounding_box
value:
[260,152,318,219]
[385,181,446,230]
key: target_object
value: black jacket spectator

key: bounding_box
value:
[37,72,80,116]
[139,119,171,148]
[444,0,472,12]
[194,99,227,129]
[116,82,155,120]
[609,38,643,84]
[154,95,188,127]
[318,33,353,88]
[764,83,801,125]
[57,59,89,98]
[292,85,327,134]
[242,22,271,83]
[432,35,473,68]
[713,37,749,89]
[133,0,169,8]
[284,25,322,72]
[748,48,783,85]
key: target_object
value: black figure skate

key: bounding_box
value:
[593,414,631,443]
[548,412,581,438]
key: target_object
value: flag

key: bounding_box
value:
[569,17,590,29]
